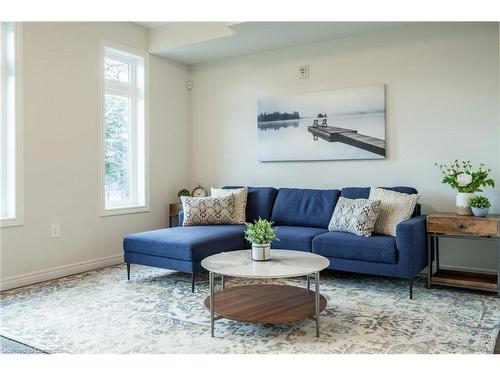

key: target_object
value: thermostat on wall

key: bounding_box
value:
[299,65,310,79]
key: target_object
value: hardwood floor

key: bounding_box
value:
[495,331,500,354]
[0,336,46,354]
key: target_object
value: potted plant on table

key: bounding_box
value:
[245,218,279,261]
[470,196,491,217]
[177,189,191,202]
[435,160,495,215]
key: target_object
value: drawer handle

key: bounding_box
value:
[458,223,464,229]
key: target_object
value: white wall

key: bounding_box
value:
[0,22,191,290]
[190,23,500,271]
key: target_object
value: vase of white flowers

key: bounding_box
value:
[435,160,495,216]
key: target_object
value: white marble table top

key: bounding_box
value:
[201,250,330,279]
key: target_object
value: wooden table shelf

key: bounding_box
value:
[426,212,500,296]
[430,269,498,292]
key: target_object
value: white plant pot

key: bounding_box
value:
[456,192,474,216]
[251,244,271,261]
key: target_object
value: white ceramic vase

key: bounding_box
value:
[456,192,474,216]
[251,244,271,261]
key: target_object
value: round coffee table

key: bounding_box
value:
[201,249,330,337]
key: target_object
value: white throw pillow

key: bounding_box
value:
[328,197,381,237]
[368,187,420,236]
[211,187,248,224]
[181,195,236,226]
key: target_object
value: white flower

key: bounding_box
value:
[456,173,472,187]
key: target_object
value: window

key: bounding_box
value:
[101,42,148,215]
[0,22,22,227]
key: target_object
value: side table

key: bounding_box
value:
[169,202,183,227]
[426,212,499,296]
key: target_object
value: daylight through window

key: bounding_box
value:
[102,44,147,213]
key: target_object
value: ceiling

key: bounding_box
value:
[134,22,169,29]
[140,22,413,65]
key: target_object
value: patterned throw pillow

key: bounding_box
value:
[369,187,420,236]
[211,187,248,224]
[181,195,236,226]
[328,197,381,237]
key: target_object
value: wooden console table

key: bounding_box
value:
[426,212,499,296]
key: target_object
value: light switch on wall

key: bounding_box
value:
[299,65,310,79]
[51,223,60,238]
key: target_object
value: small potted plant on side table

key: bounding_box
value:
[177,189,191,201]
[245,218,279,261]
[470,196,491,217]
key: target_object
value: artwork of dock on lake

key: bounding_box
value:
[308,123,385,157]
[257,85,386,162]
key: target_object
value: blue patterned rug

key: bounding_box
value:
[1,264,499,353]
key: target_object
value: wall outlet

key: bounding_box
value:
[51,223,60,238]
[299,65,310,79]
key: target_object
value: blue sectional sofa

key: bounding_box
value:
[123,186,427,298]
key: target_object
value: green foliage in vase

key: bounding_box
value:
[470,195,491,209]
[177,189,191,198]
[244,218,279,245]
[435,160,495,193]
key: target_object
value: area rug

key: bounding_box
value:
[1,264,499,354]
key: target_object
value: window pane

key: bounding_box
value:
[104,57,130,83]
[104,94,130,204]
[1,22,17,221]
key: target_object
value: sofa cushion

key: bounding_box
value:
[341,186,421,216]
[224,186,278,222]
[271,188,340,228]
[271,226,328,251]
[328,197,381,237]
[181,195,237,226]
[123,225,245,261]
[369,187,420,236]
[211,187,248,224]
[312,231,398,264]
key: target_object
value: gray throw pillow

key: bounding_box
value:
[328,197,381,237]
[181,195,236,226]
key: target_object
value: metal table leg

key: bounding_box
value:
[315,272,320,338]
[221,274,225,291]
[497,239,500,297]
[209,271,215,337]
[436,235,440,272]
[427,234,433,288]
[307,275,310,291]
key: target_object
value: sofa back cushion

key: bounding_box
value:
[224,186,278,222]
[271,188,340,228]
[341,186,421,216]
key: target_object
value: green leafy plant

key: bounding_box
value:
[177,189,191,198]
[244,218,279,245]
[435,160,495,193]
[470,196,491,209]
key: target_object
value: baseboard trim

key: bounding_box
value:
[0,254,124,291]
[437,264,497,274]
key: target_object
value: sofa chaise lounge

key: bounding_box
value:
[123,186,427,298]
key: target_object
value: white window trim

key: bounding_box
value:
[99,40,149,217]
[1,22,23,228]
